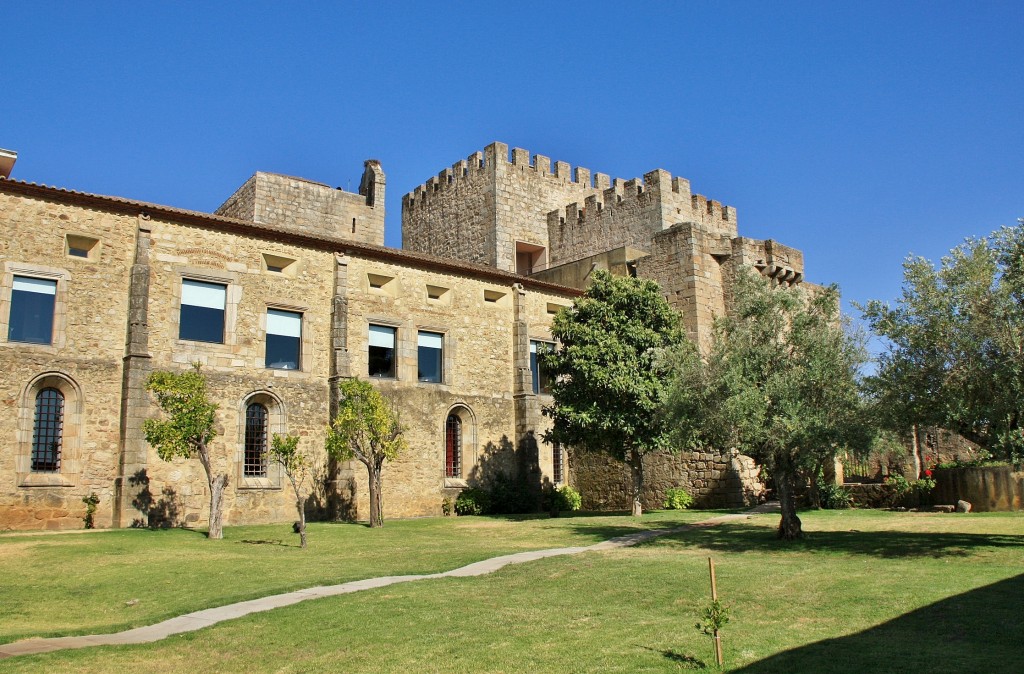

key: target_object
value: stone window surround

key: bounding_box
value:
[16,371,83,488]
[443,403,476,489]
[235,389,286,490]
[260,299,312,376]
[0,262,71,354]
[172,267,240,354]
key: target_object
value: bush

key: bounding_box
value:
[555,485,582,512]
[883,474,937,508]
[663,487,694,510]
[817,481,852,510]
[487,471,535,514]
[454,488,490,516]
[82,492,100,529]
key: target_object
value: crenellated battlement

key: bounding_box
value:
[403,141,630,211]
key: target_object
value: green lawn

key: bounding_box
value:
[0,509,715,645]
[2,509,1022,673]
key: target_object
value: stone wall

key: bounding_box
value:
[216,161,385,246]
[934,465,1023,512]
[570,448,764,511]
[0,193,134,530]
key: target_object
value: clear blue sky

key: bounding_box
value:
[2,1,1021,323]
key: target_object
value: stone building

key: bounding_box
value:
[0,142,805,530]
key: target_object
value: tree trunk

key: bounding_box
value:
[197,442,227,540]
[911,424,922,479]
[286,473,307,549]
[773,466,803,540]
[366,460,383,528]
[628,448,644,517]
[208,473,227,540]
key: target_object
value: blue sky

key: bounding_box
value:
[2,1,1021,323]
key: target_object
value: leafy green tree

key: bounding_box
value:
[143,367,227,539]
[541,270,684,516]
[326,379,407,527]
[862,221,1024,463]
[665,270,868,539]
[268,434,313,548]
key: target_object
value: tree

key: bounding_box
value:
[862,221,1024,463]
[143,366,227,539]
[541,270,684,517]
[325,379,407,527]
[664,269,868,539]
[268,433,313,548]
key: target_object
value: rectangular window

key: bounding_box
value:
[530,340,554,394]
[179,279,226,343]
[552,442,564,484]
[8,276,57,344]
[417,331,444,383]
[368,324,397,378]
[266,309,302,370]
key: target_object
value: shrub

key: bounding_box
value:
[454,488,490,516]
[441,497,453,517]
[883,474,937,508]
[82,492,100,529]
[663,487,694,510]
[817,481,852,510]
[487,471,534,514]
[555,485,582,512]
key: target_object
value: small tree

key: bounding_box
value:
[665,269,869,539]
[541,271,684,516]
[143,366,227,539]
[326,379,407,527]
[268,433,313,548]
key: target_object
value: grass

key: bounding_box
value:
[0,509,715,645]
[2,509,1022,672]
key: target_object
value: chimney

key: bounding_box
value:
[0,149,16,179]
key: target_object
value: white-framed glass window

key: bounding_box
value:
[530,340,554,394]
[368,324,397,378]
[179,279,226,343]
[417,331,444,383]
[266,309,302,370]
[8,276,57,344]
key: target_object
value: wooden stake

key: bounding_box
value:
[709,557,723,667]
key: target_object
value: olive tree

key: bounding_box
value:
[665,269,869,539]
[268,433,313,548]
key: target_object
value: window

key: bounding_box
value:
[530,340,554,394]
[266,309,301,370]
[445,413,462,478]
[243,402,268,478]
[179,279,226,343]
[9,276,57,344]
[418,331,443,383]
[552,442,564,485]
[31,387,64,472]
[368,324,396,378]
[65,235,99,259]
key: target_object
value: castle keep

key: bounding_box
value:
[0,142,804,530]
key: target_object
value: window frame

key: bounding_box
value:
[417,330,445,384]
[265,307,303,371]
[530,340,555,395]
[236,391,285,490]
[178,278,228,344]
[368,323,398,379]
[0,263,70,352]
[16,371,82,487]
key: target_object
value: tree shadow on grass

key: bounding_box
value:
[733,573,1024,673]
[640,646,708,668]
[645,521,1024,559]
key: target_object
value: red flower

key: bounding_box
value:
[924,469,933,477]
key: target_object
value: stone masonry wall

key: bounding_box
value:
[216,162,385,246]
[0,193,134,530]
[570,448,765,511]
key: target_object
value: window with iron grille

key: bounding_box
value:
[552,442,564,484]
[445,413,462,478]
[31,387,64,472]
[244,403,268,478]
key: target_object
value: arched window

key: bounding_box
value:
[445,413,462,478]
[31,387,64,472]
[244,402,268,478]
